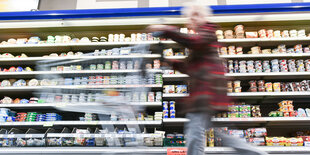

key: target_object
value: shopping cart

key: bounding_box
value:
[35,43,163,147]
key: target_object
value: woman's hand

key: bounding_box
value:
[146,24,169,32]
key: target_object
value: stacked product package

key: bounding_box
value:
[216,25,308,40]
[227,80,241,93]
[220,44,310,55]
[269,100,310,117]
[227,59,310,73]
[163,101,176,118]
[216,103,261,118]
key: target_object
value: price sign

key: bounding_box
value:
[167,148,187,155]
[25,134,33,138]
[7,135,15,138]
[43,122,53,127]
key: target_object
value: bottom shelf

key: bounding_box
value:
[0,147,309,154]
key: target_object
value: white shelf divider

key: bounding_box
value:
[0,41,176,49]
[227,92,310,97]
[220,53,310,59]
[163,118,189,123]
[164,56,187,60]
[211,117,310,122]
[0,84,162,91]
[163,117,310,123]
[218,37,310,43]
[0,69,162,76]
[162,93,189,98]
[0,120,162,126]
[162,74,189,78]
[0,102,162,108]
[0,54,162,62]
[0,146,308,154]
[225,72,310,77]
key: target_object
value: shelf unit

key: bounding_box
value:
[0,146,307,154]
[2,4,310,154]
[0,120,162,126]
[164,117,310,123]
[162,93,189,98]
[219,53,310,59]
[0,69,162,76]
[0,102,162,108]
[227,92,310,97]
[0,84,163,92]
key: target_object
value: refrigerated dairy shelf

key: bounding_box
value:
[0,120,162,126]
[162,93,189,98]
[0,41,176,49]
[0,69,162,77]
[0,54,162,62]
[0,102,162,108]
[225,72,310,79]
[0,84,163,91]
[162,74,189,78]
[218,37,310,43]
[219,53,310,59]
[212,117,310,122]
[0,146,308,154]
[164,117,310,123]
[163,118,189,123]
[164,56,187,60]
[227,92,310,97]
[4,71,310,78]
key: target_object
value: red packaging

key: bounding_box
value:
[96,75,103,84]
[283,112,290,117]
[246,32,258,38]
[153,59,160,69]
[258,29,267,38]
[112,61,119,70]
[89,76,96,85]
[267,30,274,38]
[249,80,257,87]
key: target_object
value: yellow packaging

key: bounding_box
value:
[266,137,273,146]
[273,82,281,92]
[207,128,214,138]
[278,100,288,107]
[265,82,273,92]
[208,138,214,147]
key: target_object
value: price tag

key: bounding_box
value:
[0,135,4,138]
[56,103,67,107]
[167,148,187,155]
[126,134,134,138]
[304,141,310,147]
[291,53,301,57]
[43,122,53,127]
[91,121,99,125]
[94,134,101,138]
[25,134,33,138]
[7,135,15,138]
[105,134,112,138]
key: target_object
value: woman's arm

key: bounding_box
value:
[149,24,218,51]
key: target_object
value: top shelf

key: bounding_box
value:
[0,41,173,49]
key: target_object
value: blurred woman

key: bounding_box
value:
[147,3,268,155]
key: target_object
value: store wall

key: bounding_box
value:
[38,0,307,10]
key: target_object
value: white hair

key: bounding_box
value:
[181,2,212,18]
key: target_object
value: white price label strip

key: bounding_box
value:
[7,135,14,138]
[43,122,53,127]
[25,134,33,138]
